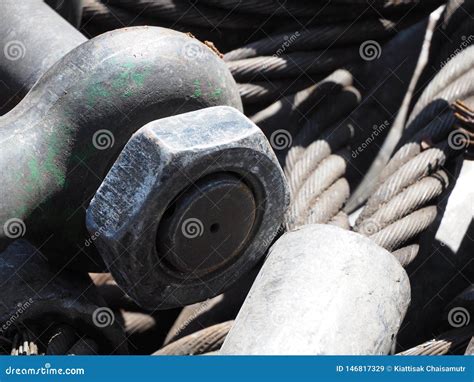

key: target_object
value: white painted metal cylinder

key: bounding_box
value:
[220,224,411,355]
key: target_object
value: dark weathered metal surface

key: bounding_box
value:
[0,0,472,358]
[0,240,128,354]
[86,106,289,309]
[156,173,257,275]
[0,0,87,114]
[0,26,242,271]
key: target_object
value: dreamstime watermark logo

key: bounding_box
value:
[84,227,105,248]
[0,298,33,334]
[54,0,65,10]
[173,300,211,338]
[261,224,285,249]
[5,363,85,376]
[271,308,289,326]
[92,129,115,150]
[448,130,470,151]
[273,31,300,58]
[351,120,390,158]
[181,218,204,239]
[447,307,470,328]
[84,211,120,247]
[92,307,115,328]
[4,40,26,61]
[270,129,292,150]
[3,218,26,239]
[268,298,295,328]
[441,35,474,67]
[182,41,204,60]
[359,40,381,61]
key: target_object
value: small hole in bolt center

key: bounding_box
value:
[210,223,220,233]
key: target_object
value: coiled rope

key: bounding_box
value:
[282,18,428,231]
[283,2,474,267]
[354,100,474,264]
[224,20,403,62]
[68,0,471,356]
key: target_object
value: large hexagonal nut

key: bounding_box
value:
[86,106,290,310]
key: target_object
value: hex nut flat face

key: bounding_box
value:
[86,106,290,310]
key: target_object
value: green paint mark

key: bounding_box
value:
[28,126,70,190]
[43,133,66,188]
[111,61,150,98]
[85,60,153,107]
[131,71,146,87]
[27,158,41,184]
[212,87,222,99]
[12,124,70,218]
[192,79,202,98]
[23,158,41,198]
[191,78,223,102]
[87,83,111,107]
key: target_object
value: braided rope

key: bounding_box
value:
[123,311,156,335]
[199,0,351,17]
[284,90,358,171]
[408,43,474,124]
[82,0,141,27]
[356,170,448,236]
[328,211,351,230]
[46,324,77,355]
[397,325,473,355]
[381,110,455,183]
[238,78,314,105]
[251,70,353,138]
[287,152,347,229]
[304,178,350,226]
[353,28,474,257]
[466,337,474,355]
[354,141,453,257]
[10,331,39,356]
[224,20,399,62]
[357,144,450,223]
[355,98,473,259]
[107,0,268,29]
[392,244,420,268]
[201,0,443,18]
[286,127,352,194]
[369,206,438,252]
[228,50,359,82]
[154,321,233,355]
